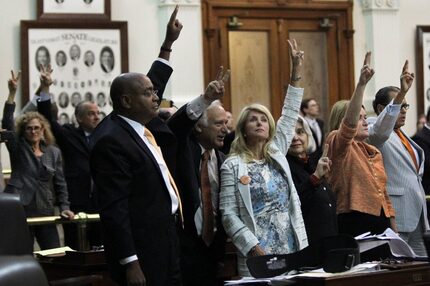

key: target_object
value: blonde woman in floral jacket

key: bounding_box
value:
[219,40,307,277]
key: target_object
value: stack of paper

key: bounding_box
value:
[34,246,75,257]
[355,228,427,259]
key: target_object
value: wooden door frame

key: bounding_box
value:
[201,0,355,113]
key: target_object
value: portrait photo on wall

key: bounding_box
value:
[21,20,128,124]
[37,0,111,20]
[416,26,430,116]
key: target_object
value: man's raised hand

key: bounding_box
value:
[400,60,414,94]
[203,66,231,102]
[165,5,183,44]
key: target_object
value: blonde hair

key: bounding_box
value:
[230,104,276,162]
[15,112,55,145]
[328,100,349,132]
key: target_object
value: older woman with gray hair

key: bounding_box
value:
[286,115,337,244]
[219,40,307,277]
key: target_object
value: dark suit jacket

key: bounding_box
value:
[90,60,176,285]
[286,154,337,245]
[309,118,324,165]
[168,104,226,235]
[167,105,226,283]
[145,61,178,174]
[413,127,430,194]
[37,100,94,212]
[2,103,70,215]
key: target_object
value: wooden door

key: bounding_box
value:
[219,17,283,119]
[202,0,355,129]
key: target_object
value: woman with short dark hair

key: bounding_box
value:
[286,115,337,244]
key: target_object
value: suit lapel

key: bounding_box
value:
[237,158,255,227]
[393,130,422,172]
[405,130,424,171]
[114,115,162,173]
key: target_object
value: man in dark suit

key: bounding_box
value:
[35,67,101,250]
[167,70,230,286]
[90,6,183,286]
[412,107,430,221]
[301,98,324,161]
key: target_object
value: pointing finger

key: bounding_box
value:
[402,60,409,74]
[364,51,371,66]
[169,5,179,24]
[322,143,329,157]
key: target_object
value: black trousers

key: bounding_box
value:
[114,216,182,286]
[29,225,60,250]
[179,229,226,286]
[338,210,390,237]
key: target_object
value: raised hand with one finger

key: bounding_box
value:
[399,60,414,94]
[160,5,183,61]
[358,52,375,86]
[313,144,332,179]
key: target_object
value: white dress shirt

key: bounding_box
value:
[305,117,322,146]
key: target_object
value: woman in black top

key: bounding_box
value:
[286,115,337,244]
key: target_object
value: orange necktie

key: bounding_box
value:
[144,128,183,224]
[200,150,215,246]
[394,129,419,172]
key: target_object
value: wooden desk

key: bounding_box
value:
[294,262,430,286]
[37,250,117,286]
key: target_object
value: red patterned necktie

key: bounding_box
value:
[201,150,215,246]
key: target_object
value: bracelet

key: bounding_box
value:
[291,75,302,81]
[160,46,172,52]
[248,244,259,257]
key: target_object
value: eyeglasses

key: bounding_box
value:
[381,103,410,110]
[401,103,410,110]
[142,89,158,97]
[25,126,41,132]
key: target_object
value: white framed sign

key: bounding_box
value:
[416,26,430,116]
[37,0,111,20]
[21,21,128,123]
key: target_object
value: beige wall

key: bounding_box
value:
[352,0,430,135]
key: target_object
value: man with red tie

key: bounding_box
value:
[167,69,230,286]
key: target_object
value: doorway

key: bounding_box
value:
[202,0,355,128]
